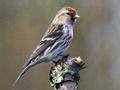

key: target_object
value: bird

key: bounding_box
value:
[14,6,80,85]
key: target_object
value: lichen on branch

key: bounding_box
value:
[49,56,86,90]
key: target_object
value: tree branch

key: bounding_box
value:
[49,56,86,90]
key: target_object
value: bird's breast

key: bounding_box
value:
[62,25,73,40]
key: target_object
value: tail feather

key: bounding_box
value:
[13,64,32,86]
[13,58,45,86]
[22,59,31,68]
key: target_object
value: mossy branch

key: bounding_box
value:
[49,56,86,90]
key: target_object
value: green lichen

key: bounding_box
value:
[50,64,68,86]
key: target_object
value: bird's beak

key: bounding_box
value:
[74,14,80,19]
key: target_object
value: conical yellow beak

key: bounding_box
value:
[74,14,80,19]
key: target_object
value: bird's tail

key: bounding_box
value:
[12,58,45,86]
[13,64,32,86]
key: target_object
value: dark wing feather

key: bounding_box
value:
[23,24,63,67]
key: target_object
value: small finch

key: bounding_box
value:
[14,6,80,85]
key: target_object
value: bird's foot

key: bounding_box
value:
[61,54,70,59]
[52,54,70,65]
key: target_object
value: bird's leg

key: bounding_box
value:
[52,54,70,65]
[55,54,70,64]
[61,53,70,58]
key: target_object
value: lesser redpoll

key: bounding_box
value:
[14,6,80,84]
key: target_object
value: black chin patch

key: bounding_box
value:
[71,18,75,22]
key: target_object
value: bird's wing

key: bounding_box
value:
[23,24,64,67]
[13,24,64,85]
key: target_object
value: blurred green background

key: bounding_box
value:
[0,0,120,90]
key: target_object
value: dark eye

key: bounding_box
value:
[66,13,71,15]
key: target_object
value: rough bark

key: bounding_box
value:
[49,56,86,90]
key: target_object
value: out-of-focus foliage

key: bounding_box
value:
[0,0,120,90]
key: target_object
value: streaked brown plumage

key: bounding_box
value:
[14,7,80,85]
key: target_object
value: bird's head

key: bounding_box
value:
[52,7,80,25]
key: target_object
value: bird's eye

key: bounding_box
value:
[66,13,71,15]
